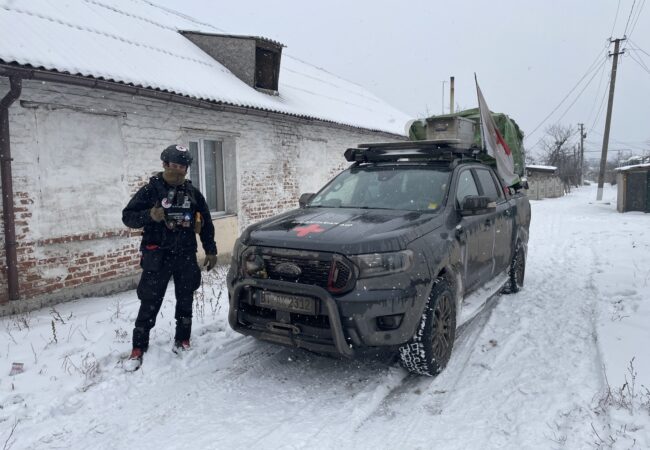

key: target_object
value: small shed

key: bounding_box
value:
[524,165,563,200]
[615,163,650,213]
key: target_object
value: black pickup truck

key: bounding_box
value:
[227,141,531,376]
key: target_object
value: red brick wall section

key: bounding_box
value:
[0,191,142,303]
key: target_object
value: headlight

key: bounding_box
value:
[240,246,268,279]
[349,250,413,278]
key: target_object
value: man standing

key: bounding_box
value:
[122,145,218,371]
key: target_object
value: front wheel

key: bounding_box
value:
[398,279,457,376]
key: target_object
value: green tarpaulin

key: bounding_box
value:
[408,108,526,176]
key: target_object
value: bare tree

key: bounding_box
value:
[541,124,581,193]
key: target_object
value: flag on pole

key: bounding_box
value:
[475,75,520,186]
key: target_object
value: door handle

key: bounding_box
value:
[483,218,493,227]
[455,225,465,241]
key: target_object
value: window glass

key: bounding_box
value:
[475,169,500,201]
[310,166,450,211]
[203,140,225,212]
[455,170,479,206]
[188,141,200,187]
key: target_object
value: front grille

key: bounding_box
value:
[266,256,330,286]
[246,247,356,293]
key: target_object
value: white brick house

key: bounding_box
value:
[0,1,410,310]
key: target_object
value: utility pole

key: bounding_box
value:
[441,80,447,114]
[596,37,625,201]
[578,123,586,185]
[450,76,455,114]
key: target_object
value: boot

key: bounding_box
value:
[172,339,191,354]
[124,347,144,372]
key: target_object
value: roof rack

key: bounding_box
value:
[344,139,483,163]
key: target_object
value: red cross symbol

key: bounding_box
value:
[293,223,325,237]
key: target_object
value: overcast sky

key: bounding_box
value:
[155,0,649,160]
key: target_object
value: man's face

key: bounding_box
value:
[163,161,188,174]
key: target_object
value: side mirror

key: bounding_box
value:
[459,195,495,216]
[299,193,315,208]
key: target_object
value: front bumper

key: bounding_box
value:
[228,277,426,358]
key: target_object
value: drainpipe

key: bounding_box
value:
[0,76,22,302]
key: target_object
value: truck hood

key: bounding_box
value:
[241,207,444,254]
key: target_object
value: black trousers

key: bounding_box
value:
[133,250,202,350]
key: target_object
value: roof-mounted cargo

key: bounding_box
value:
[344,140,482,163]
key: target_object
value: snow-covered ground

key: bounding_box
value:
[1,183,649,450]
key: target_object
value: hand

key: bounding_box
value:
[203,254,218,271]
[149,203,165,222]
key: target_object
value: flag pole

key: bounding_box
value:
[474,73,486,152]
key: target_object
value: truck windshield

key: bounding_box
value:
[309,166,451,211]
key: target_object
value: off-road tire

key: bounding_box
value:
[398,279,457,376]
[503,241,526,294]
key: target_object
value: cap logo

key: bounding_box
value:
[176,145,188,152]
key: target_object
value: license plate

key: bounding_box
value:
[260,291,316,315]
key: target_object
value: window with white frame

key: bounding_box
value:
[188,139,233,214]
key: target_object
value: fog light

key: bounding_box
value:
[377,314,404,330]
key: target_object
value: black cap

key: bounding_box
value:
[161,145,193,166]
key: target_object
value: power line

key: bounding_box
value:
[527,57,608,153]
[524,43,609,144]
[555,58,608,124]
[590,132,650,146]
[627,0,646,40]
[627,51,650,75]
[610,0,622,38]
[622,0,637,36]
[588,72,611,134]
[628,38,649,56]
[587,56,610,123]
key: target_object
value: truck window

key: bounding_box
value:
[311,166,450,211]
[474,168,501,201]
[455,170,479,207]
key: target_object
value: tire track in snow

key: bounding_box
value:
[342,291,502,448]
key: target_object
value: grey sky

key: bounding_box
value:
[155,0,649,160]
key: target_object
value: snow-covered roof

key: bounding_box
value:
[526,165,557,172]
[615,162,650,172]
[0,0,411,135]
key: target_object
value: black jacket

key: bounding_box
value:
[122,173,218,255]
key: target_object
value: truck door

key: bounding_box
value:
[454,169,494,292]
[474,168,513,276]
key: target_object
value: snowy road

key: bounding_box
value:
[2,184,649,449]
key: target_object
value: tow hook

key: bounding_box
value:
[267,322,301,334]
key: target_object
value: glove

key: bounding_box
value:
[149,203,165,222]
[203,254,218,271]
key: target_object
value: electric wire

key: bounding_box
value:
[589,75,611,134]
[628,39,650,56]
[527,56,608,153]
[586,54,610,124]
[629,47,650,71]
[610,0,622,38]
[628,51,650,75]
[626,0,646,41]
[588,131,650,151]
[622,0,637,37]
[524,43,609,145]
[554,59,608,125]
